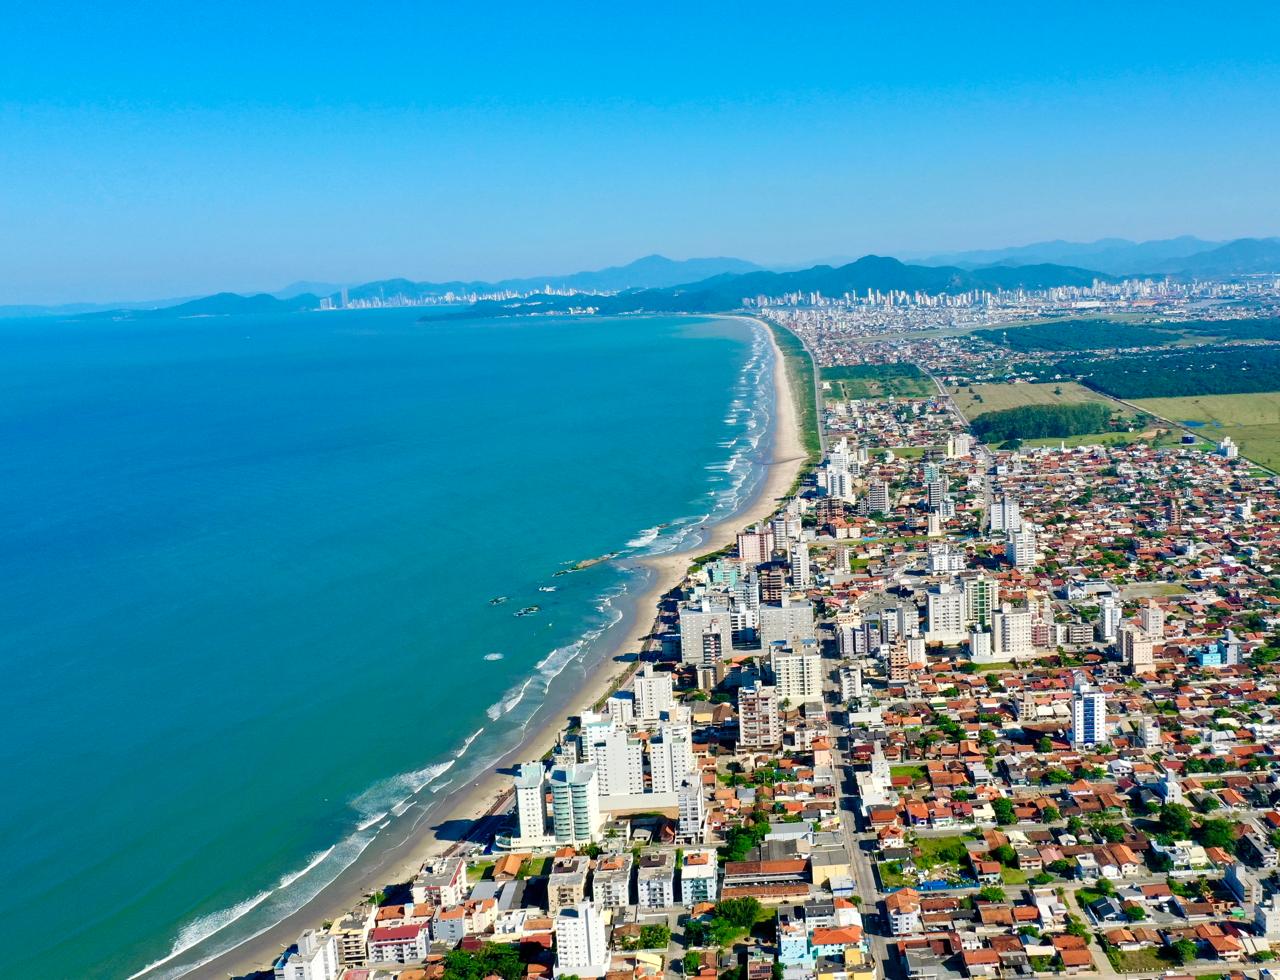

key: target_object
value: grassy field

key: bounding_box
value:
[949,381,1117,419]
[823,363,934,400]
[1133,391,1280,471]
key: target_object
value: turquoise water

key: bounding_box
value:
[0,309,770,979]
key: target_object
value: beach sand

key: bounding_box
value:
[186,315,805,979]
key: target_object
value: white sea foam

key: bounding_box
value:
[484,652,504,661]
[626,525,662,548]
[457,727,484,757]
[487,676,534,720]
[356,811,387,832]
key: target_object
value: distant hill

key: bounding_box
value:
[338,254,765,304]
[90,291,320,319]
[423,255,1115,320]
[1151,237,1280,275]
[914,236,1220,275]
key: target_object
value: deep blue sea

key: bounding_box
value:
[0,309,771,979]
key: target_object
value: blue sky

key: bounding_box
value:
[2,2,1278,303]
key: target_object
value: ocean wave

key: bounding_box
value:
[626,525,662,548]
[484,652,504,661]
[487,676,534,720]
[457,727,484,758]
[127,889,272,980]
[133,820,383,980]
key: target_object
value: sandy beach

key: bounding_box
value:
[187,315,806,979]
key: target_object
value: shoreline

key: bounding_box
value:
[182,314,806,980]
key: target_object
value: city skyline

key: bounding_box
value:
[2,2,1279,304]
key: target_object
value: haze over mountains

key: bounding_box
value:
[913,235,1280,276]
[5,236,1279,320]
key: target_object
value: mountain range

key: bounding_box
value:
[7,237,1280,320]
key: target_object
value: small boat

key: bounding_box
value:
[514,605,541,618]
[538,586,557,593]
[489,596,508,606]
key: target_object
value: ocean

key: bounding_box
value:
[0,309,773,978]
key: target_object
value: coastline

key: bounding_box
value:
[182,314,806,980]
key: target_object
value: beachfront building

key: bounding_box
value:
[738,680,782,750]
[278,930,340,980]
[550,763,602,845]
[511,763,551,848]
[554,903,610,978]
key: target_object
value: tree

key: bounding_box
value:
[1041,805,1061,823]
[1196,818,1236,852]
[716,897,762,929]
[979,886,1008,902]
[992,844,1018,866]
[1064,914,1089,940]
[1169,938,1198,966]
[1125,906,1147,922]
[993,797,1017,825]
[1159,803,1194,838]
[1036,736,1053,753]
[684,952,702,975]
[443,943,525,980]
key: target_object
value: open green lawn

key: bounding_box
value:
[949,381,1117,419]
[1133,391,1280,471]
[890,764,927,783]
[914,835,970,869]
[1104,946,1167,973]
[823,363,934,400]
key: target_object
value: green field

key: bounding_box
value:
[823,363,934,400]
[1133,392,1280,471]
[950,381,1117,419]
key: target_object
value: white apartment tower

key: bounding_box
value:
[790,541,812,589]
[514,763,549,845]
[992,603,1034,659]
[554,903,610,978]
[1071,677,1107,747]
[770,642,824,702]
[990,493,1021,533]
[677,774,706,842]
[549,763,602,845]
[649,724,695,794]
[925,583,967,644]
[1005,525,1038,568]
[634,664,674,721]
